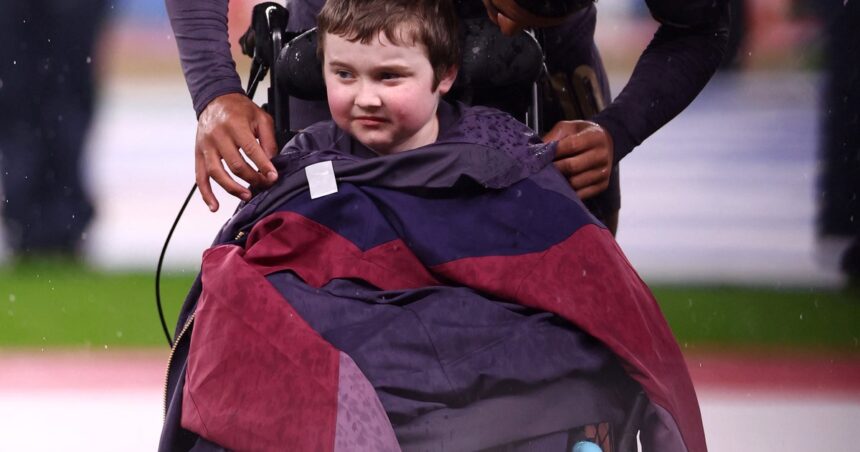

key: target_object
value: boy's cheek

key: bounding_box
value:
[326,90,351,118]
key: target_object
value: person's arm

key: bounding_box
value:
[538,0,729,199]
[166,0,242,115]
[165,0,278,211]
[590,0,732,163]
[480,3,615,199]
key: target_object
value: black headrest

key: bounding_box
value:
[454,17,543,89]
[275,18,544,101]
[275,28,326,101]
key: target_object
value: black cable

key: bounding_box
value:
[155,183,197,348]
[156,4,282,349]
[156,68,264,349]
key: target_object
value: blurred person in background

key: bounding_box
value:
[166,0,730,236]
[0,1,108,262]
[721,0,747,69]
[818,0,860,285]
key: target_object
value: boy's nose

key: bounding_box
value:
[355,82,382,109]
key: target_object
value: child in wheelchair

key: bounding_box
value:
[160,1,706,451]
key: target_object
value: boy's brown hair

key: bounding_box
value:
[317,0,460,89]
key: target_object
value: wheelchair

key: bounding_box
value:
[158,3,642,451]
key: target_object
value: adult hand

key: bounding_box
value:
[195,93,279,212]
[544,120,613,200]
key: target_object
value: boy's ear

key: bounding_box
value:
[436,65,459,95]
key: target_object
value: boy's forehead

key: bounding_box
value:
[328,20,423,47]
[323,29,430,59]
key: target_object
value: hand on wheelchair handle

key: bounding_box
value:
[195,93,279,212]
[544,120,613,201]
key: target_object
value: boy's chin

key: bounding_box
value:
[351,129,397,154]
[356,136,396,155]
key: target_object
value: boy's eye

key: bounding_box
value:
[335,70,353,79]
[380,72,402,81]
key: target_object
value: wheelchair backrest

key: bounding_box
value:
[275,19,545,103]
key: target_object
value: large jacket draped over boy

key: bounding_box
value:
[159,102,706,451]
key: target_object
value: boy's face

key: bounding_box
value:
[322,30,456,154]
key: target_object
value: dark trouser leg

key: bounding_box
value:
[541,50,621,236]
[0,0,105,255]
[0,2,44,253]
[720,0,747,69]
[819,1,860,280]
[583,165,620,236]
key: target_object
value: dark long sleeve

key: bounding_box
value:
[591,0,731,163]
[165,0,243,117]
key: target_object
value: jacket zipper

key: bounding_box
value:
[162,312,196,420]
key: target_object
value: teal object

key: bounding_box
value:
[572,441,602,452]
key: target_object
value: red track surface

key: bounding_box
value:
[0,350,168,392]
[2,349,859,398]
[686,349,860,399]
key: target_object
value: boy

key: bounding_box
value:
[284,0,560,190]
[160,1,705,451]
[317,0,458,156]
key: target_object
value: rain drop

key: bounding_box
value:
[8,294,15,302]
[86,56,92,64]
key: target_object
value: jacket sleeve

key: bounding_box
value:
[591,0,731,163]
[165,0,244,117]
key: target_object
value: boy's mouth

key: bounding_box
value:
[353,116,387,126]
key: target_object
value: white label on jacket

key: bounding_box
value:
[305,161,338,199]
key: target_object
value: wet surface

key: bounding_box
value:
[0,349,856,451]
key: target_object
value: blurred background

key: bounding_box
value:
[1,0,858,450]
